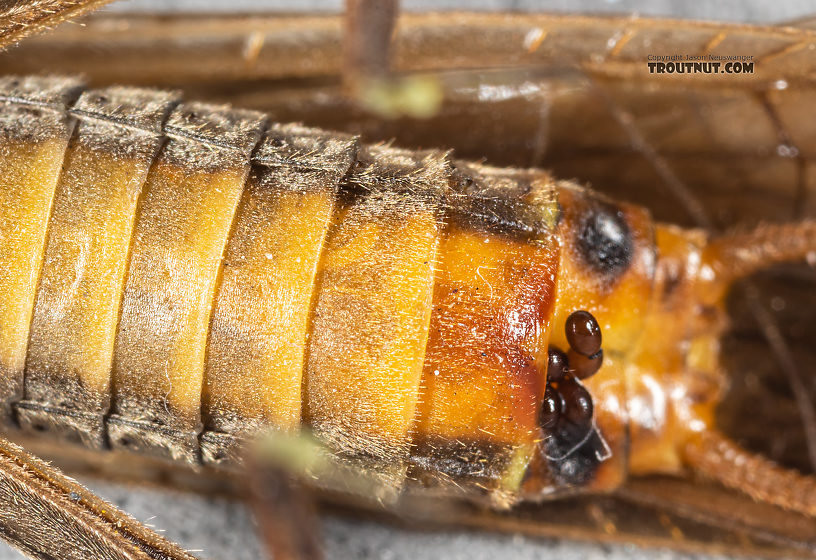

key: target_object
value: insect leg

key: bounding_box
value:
[687,222,816,514]
[342,0,441,118]
[343,0,398,92]
[0,434,199,560]
[0,0,114,50]
[703,221,816,287]
[702,223,816,474]
[249,460,323,560]
[684,429,816,518]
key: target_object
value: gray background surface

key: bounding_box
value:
[8,478,748,560]
[0,0,805,559]
[108,0,816,24]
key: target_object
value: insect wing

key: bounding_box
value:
[4,11,814,228]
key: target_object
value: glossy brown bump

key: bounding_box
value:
[568,348,604,380]
[559,379,594,426]
[565,310,602,357]
[539,385,561,430]
[546,348,569,383]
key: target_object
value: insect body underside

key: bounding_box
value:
[0,75,643,506]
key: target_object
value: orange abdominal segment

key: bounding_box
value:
[417,228,557,445]
[108,103,266,462]
[410,168,559,503]
[411,224,558,502]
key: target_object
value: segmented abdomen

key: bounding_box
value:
[0,77,647,503]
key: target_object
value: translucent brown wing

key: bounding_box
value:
[3,11,815,228]
[3,9,816,559]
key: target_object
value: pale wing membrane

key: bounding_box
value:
[1,12,811,86]
[425,480,816,558]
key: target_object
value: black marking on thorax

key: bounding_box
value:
[576,201,633,279]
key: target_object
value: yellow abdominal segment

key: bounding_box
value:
[112,162,249,424]
[306,194,440,462]
[27,144,151,397]
[205,178,335,434]
[0,137,71,406]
